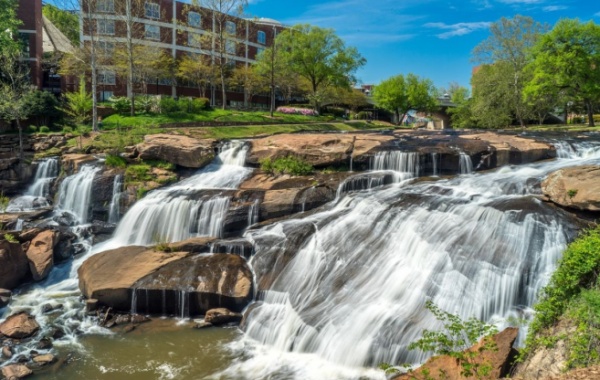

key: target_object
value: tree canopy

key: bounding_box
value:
[42,4,79,44]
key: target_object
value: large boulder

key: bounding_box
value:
[0,312,40,339]
[542,165,600,211]
[78,241,254,315]
[0,241,29,290]
[61,154,96,174]
[1,364,33,379]
[137,134,216,168]
[25,230,57,281]
[393,327,518,380]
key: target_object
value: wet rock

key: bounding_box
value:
[85,299,99,313]
[0,241,28,290]
[542,165,600,211]
[36,338,53,350]
[53,229,78,262]
[25,230,57,281]
[0,312,40,339]
[393,327,518,380]
[14,355,28,363]
[61,154,96,174]
[114,314,131,325]
[1,364,33,379]
[193,322,213,329]
[32,353,56,365]
[137,134,216,169]
[47,327,65,340]
[123,325,136,333]
[0,289,11,308]
[204,308,243,325]
[2,345,13,359]
[130,314,150,324]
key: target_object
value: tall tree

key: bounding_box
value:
[472,15,547,127]
[275,24,366,112]
[0,0,21,58]
[471,63,514,128]
[177,53,217,98]
[42,4,80,44]
[192,0,249,109]
[373,73,437,125]
[230,65,268,106]
[525,19,600,127]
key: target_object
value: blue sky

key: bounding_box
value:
[245,0,596,90]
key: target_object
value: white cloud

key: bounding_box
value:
[543,5,567,11]
[497,0,544,4]
[425,21,491,39]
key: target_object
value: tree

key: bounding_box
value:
[0,0,21,58]
[59,77,93,126]
[42,4,79,44]
[471,63,514,128]
[230,65,268,106]
[275,24,366,112]
[22,90,61,127]
[191,0,249,109]
[177,53,218,98]
[445,84,477,129]
[373,74,437,125]
[114,44,172,96]
[526,19,600,127]
[472,15,547,127]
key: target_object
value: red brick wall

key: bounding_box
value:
[17,0,43,88]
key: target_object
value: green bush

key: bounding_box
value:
[125,164,152,183]
[160,96,179,114]
[323,106,346,118]
[144,159,175,171]
[39,126,50,133]
[105,154,127,168]
[22,90,61,127]
[28,125,38,133]
[260,156,314,176]
[178,97,208,113]
[135,95,158,114]
[3,234,17,243]
[62,126,73,133]
[109,96,132,115]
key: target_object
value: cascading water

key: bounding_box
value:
[210,139,600,380]
[248,199,260,227]
[6,157,59,212]
[459,151,473,174]
[104,141,252,247]
[432,152,439,176]
[56,165,100,224]
[107,174,123,224]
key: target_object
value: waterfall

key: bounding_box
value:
[6,157,59,212]
[248,199,260,227]
[106,141,252,247]
[108,174,123,224]
[371,151,420,176]
[459,152,473,174]
[432,152,439,176]
[56,165,100,223]
[215,140,600,380]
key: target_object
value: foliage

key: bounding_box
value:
[178,97,209,113]
[144,160,175,171]
[135,95,159,114]
[563,288,600,368]
[276,107,319,116]
[153,234,172,252]
[470,64,514,129]
[275,24,366,111]
[109,96,132,115]
[42,4,79,44]
[378,363,400,375]
[22,90,61,127]
[159,97,179,114]
[526,19,600,127]
[177,53,217,98]
[230,65,268,104]
[125,164,152,183]
[3,234,17,243]
[0,192,9,213]
[0,0,21,57]
[567,189,578,198]
[446,85,477,129]
[39,126,50,133]
[105,154,127,168]
[408,301,498,379]
[136,187,148,199]
[260,156,314,176]
[59,78,93,126]
[373,73,437,125]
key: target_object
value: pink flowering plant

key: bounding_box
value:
[276,107,319,116]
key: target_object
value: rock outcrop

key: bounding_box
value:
[137,134,216,168]
[393,327,518,380]
[0,312,40,339]
[1,364,33,379]
[25,230,57,281]
[542,165,600,211]
[0,241,29,290]
[78,240,254,315]
[60,154,96,174]
[0,158,35,196]
[204,308,243,325]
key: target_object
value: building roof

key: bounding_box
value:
[42,15,74,54]
[250,17,283,27]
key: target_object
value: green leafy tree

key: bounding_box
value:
[275,24,366,112]
[526,19,600,127]
[59,78,93,126]
[407,301,499,379]
[373,73,437,125]
[472,15,547,127]
[0,0,21,57]
[22,90,61,127]
[471,63,514,128]
[230,65,268,107]
[177,53,218,98]
[446,84,477,129]
[42,4,79,44]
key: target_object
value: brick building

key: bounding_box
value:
[82,0,284,106]
[16,0,44,89]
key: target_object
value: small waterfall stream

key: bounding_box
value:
[107,174,123,224]
[56,165,101,224]
[6,157,59,212]
[459,151,473,174]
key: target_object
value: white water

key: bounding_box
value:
[104,141,252,248]
[6,157,59,212]
[56,165,100,224]
[107,174,123,224]
[459,151,473,174]
[213,138,600,380]
[248,199,260,227]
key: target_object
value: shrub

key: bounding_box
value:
[353,111,370,120]
[276,106,319,116]
[125,164,152,183]
[261,156,314,176]
[109,96,132,115]
[22,89,61,127]
[39,126,50,133]
[28,125,38,133]
[160,96,179,114]
[567,189,578,198]
[144,159,175,171]
[62,126,73,133]
[177,97,208,113]
[3,234,18,243]
[136,187,148,199]
[135,95,158,114]
[323,106,346,118]
[0,192,9,213]
[105,154,127,168]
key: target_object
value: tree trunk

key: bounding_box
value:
[395,110,400,126]
[91,61,98,132]
[220,68,226,110]
[126,0,135,116]
[16,119,23,161]
[587,100,595,127]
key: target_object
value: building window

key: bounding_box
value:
[145,24,160,40]
[100,91,114,102]
[99,70,116,85]
[158,77,173,86]
[256,47,265,56]
[225,40,236,55]
[98,41,115,55]
[188,33,201,47]
[19,33,30,56]
[144,2,160,19]
[257,31,266,44]
[97,20,115,35]
[96,0,114,13]
[188,11,201,28]
[226,21,236,35]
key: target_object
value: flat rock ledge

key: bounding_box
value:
[78,239,254,316]
[137,134,216,169]
[542,165,600,211]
